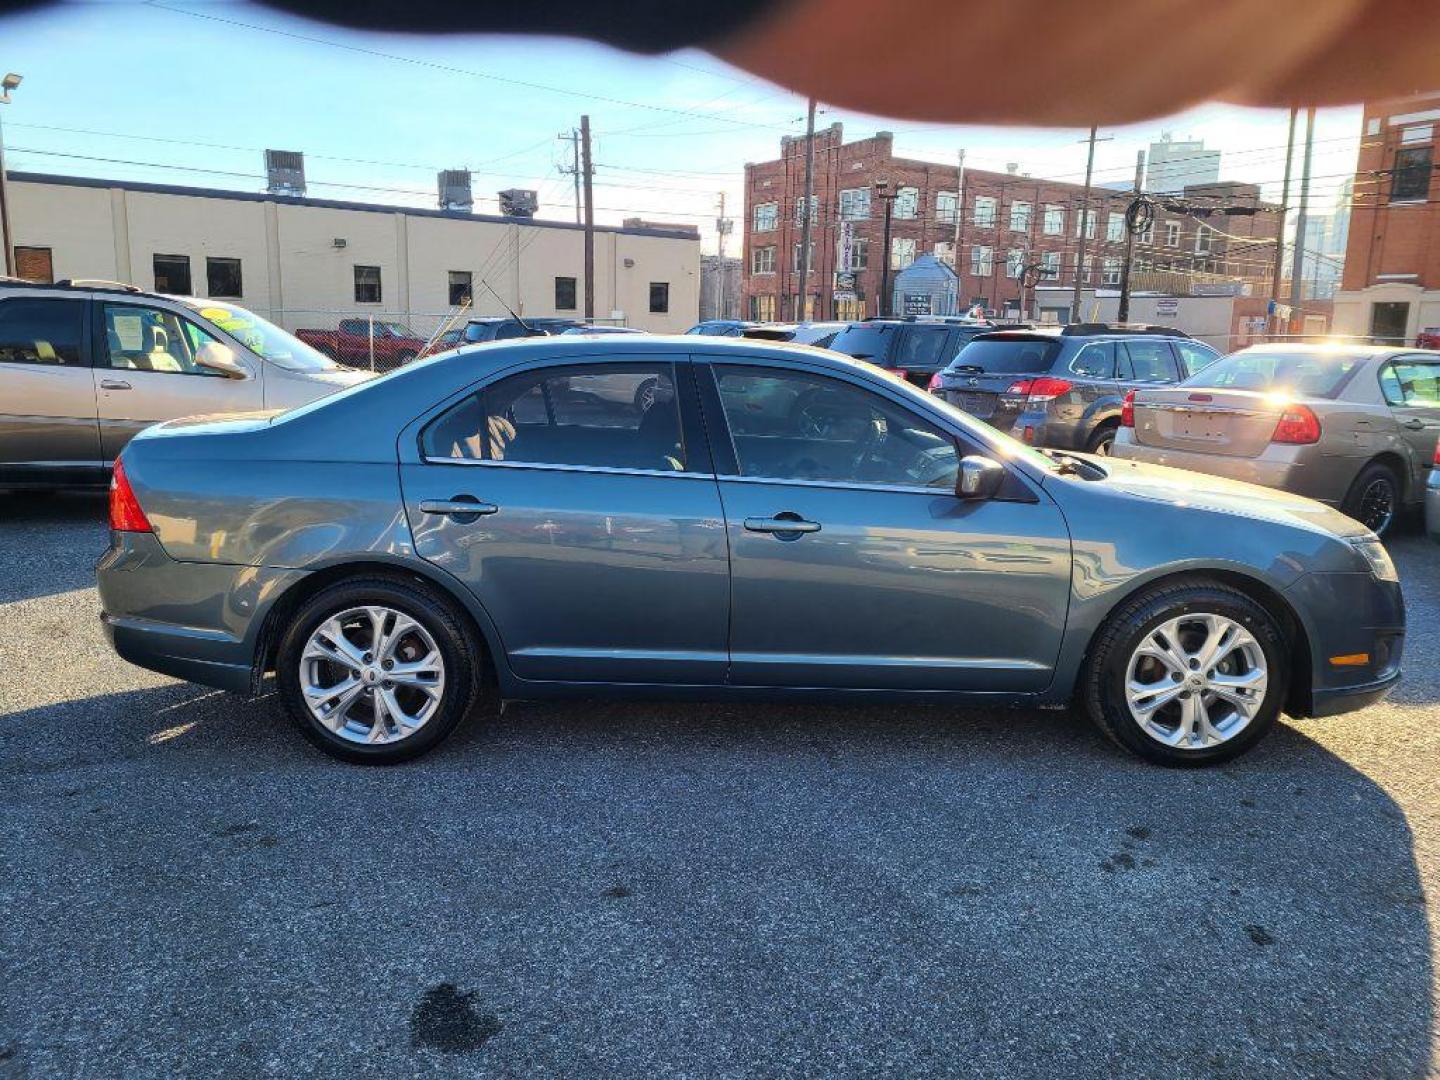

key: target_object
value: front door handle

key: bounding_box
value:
[744,514,821,535]
[418,497,499,520]
[100,379,131,390]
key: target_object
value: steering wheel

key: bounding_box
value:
[847,418,887,476]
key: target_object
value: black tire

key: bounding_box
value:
[396,349,418,368]
[1341,460,1402,536]
[1085,424,1118,456]
[275,576,481,764]
[1080,579,1289,767]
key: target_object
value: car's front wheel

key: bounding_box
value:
[275,577,480,764]
[1081,580,1288,766]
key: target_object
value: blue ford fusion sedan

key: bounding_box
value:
[98,336,1404,766]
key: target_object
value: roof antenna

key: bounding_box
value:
[479,279,538,335]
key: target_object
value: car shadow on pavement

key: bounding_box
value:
[3,683,1432,1077]
[0,493,109,603]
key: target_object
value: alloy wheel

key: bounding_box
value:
[1356,476,1396,534]
[1124,612,1268,750]
[299,605,446,745]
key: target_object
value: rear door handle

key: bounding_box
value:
[100,379,131,390]
[744,515,821,534]
[418,498,499,519]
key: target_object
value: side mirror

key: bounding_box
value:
[956,454,1005,500]
[195,341,249,379]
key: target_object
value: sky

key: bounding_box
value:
[1,2,1365,255]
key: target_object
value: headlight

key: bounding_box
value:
[1350,536,1399,582]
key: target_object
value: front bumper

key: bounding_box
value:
[1308,671,1404,718]
[1283,570,1405,718]
[97,531,307,693]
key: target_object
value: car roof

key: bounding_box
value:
[431,332,880,373]
[1229,342,1420,357]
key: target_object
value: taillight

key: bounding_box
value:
[1121,390,1136,427]
[1024,377,1073,402]
[892,368,909,382]
[1005,378,1034,396]
[1271,405,1321,445]
[109,458,152,533]
[927,372,943,392]
[1433,438,1440,466]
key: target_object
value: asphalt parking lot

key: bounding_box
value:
[2,495,1437,1079]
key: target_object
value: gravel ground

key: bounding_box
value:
[1,494,1437,1079]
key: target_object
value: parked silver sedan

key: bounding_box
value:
[1114,344,1440,535]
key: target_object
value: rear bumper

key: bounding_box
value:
[97,531,307,693]
[1112,431,1335,504]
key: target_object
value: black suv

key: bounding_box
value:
[929,324,1221,455]
[828,317,1030,389]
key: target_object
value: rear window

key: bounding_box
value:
[828,324,892,361]
[948,337,1061,374]
[1182,349,1364,399]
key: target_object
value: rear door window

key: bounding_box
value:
[1175,340,1220,378]
[1119,340,1180,383]
[0,298,86,365]
[422,363,685,472]
[893,326,953,369]
[1066,342,1116,378]
[1380,358,1440,407]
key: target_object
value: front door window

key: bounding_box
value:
[101,304,224,375]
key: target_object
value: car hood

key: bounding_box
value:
[1088,455,1370,538]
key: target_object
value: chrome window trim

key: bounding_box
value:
[719,473,957,497]
[421,456,709,480]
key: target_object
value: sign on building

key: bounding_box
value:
[836,221,855,272]
[902,293,932,315]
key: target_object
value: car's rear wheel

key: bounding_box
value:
[1342,461,1402,536]
[1081,580,1288,766]
[1085,424,1118,456]
[275,577,479,764]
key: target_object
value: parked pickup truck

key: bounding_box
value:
[296,318,430,371]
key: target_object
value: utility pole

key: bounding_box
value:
[875,180,898,317]
[580,114,595,320]
[1071,125,1100,323]
[715,191,732,320]
[1268,107,1298,339]
[1117,150,1146,322]
[796,97,818,322]
[0,73,21,278]
[1287,106,1316,329]
[558,129,582,224]
[952,148,965,313]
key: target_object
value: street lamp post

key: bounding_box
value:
[0,73,21,278]
[874,180,898,317]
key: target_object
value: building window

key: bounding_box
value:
[153,254,192,295]
[1165,221,1181,247]
[649,282,670,314]
[1194,228,1212,255]
[1042,205,1064,235]
[972,196,997,228]
[793,194,818,226]
[1391,146,1433,201]
[1102,257,1122,285]
[754,201,778,232]
[14,246,53,284]
[894,186,919,219]
[354,265,382,304]
[1010,201,1031,232]
[845,238,869,270]
[1073,252,1094,282]
[203,257,243,298]
[1106,213,1126,243]
[1073,210,1096,240]
[554,275,576,310]
[933,241,955,266]
[792,240,816,269]
[445,271,473,307]
[751,295,777,321]
[890,237,916,270]
[839,187,871,221]
[1039,250,1061,278]
[936,191,958,224]
[1138,219,1154,245]
[970,245,993,276]
[752,246,777,274]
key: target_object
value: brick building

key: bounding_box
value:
[741,125,1281,323]
[1333,93,1440,342]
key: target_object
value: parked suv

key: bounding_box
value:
[929,324,1220,454]
[828,317,1028,388]
[0,279,372,491]
[463,317,583,343]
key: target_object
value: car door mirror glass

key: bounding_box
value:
[195,341,249,378]
[955,454,1005,500]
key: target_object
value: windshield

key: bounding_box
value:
[828,324,892,361]
[949,337,1062,374]
[1181,349,1364,399]
[182,301,340,373]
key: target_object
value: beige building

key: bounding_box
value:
[3,171,701,335]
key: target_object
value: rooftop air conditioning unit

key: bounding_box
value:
[498,188,538,219]
[438,169,474,212]
[265,149,306,196]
